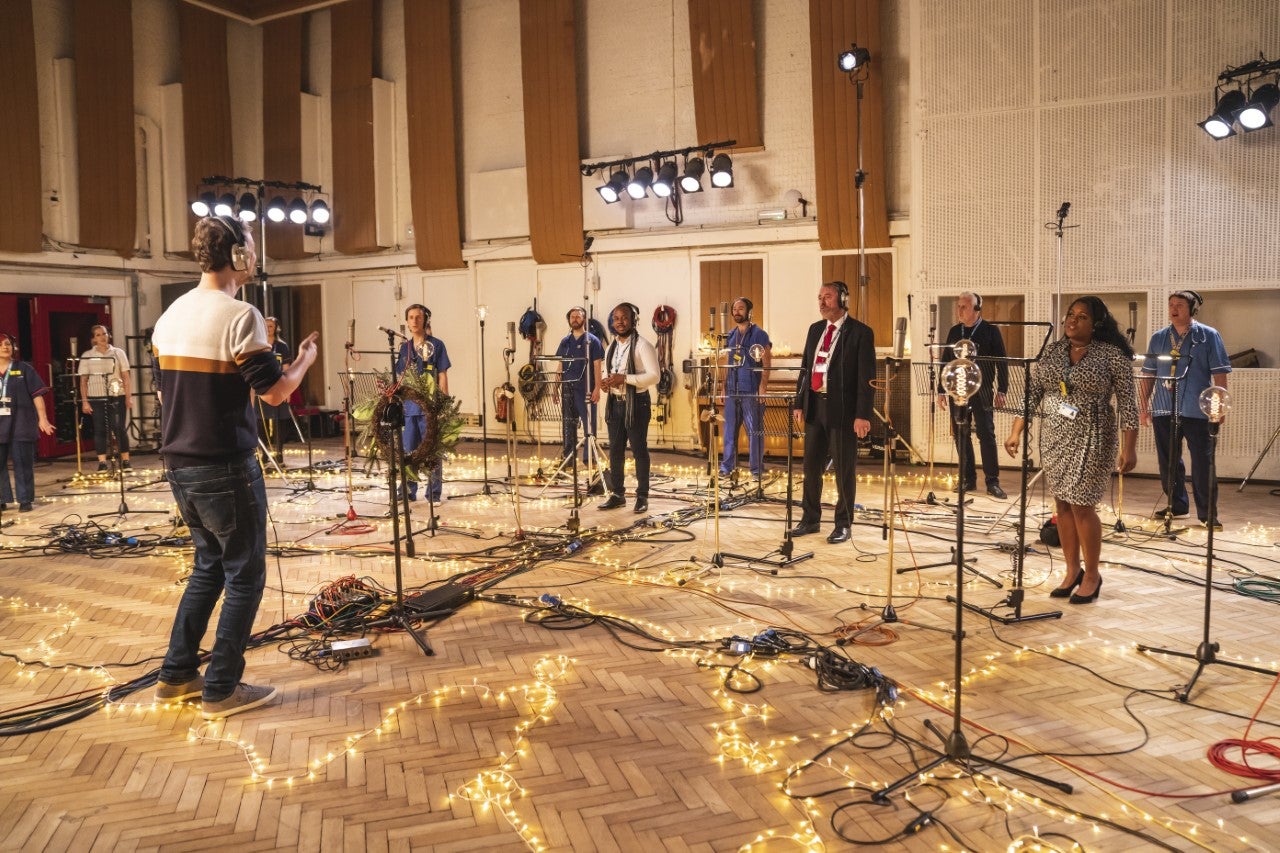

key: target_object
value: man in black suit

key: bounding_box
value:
[791,281,876,544]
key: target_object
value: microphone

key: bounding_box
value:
[506,321,517,354]
[377,325,407,340]
[708,306,716,333]
[345,319,355,349]
[892,316,907,359]
[719,302,729,335]
[1057,201,1071,220]
[1127,301,1138,344]
[70,337,78,356]
[928,303,937,333]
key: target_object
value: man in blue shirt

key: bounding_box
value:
[719,297,772,480]
[553,307,604,492]
[396,304,451,502]
[1139,291,1231,528]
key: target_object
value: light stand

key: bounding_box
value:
[873,356,1071,804]
[1044,201,1076,342]
[841,45,872,322]
[478,305,494,496]
[1138,387,1276,701]
[1238,422,1280,492]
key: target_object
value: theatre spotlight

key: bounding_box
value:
[237,192,258,222]
[652,161,678,198]
[626,165,653,199]
[213,193,236,217]
[1199,89,1247,139]
[1239,82,1280,131]
[838,44,871,73]
[597,169,628,204]
[190,191,215,217]
[287,197,308,224]
[709,153,734,188]
[309,198,331,224]
[265,196,288,222]
[680,157,705,193]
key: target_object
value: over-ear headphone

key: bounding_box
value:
[734,296,753,322]
[972,292,983,311]
[210,215,249,272]
[566,306,586,322]
[1172,290,1202,316]
[612,302,639,325]
[827,281,849,310]
[405,303,432,324]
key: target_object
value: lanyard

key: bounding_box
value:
[0,364,11,400]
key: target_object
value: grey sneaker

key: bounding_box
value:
[155,675,204,702]
[201,683,279,720]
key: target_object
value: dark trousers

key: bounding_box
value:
[0,440,37,505]
[89,396,130,456]
[560,384,596,463]
[159,457,267,701]
[605,394,651,498]
[951,402,999,486]
[1153,415,1215,522]
[800,397,859,528]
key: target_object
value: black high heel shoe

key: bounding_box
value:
[1048,572,1083,599]
[1069,576,1103,604]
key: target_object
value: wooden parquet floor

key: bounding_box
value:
[3,440,1280,852]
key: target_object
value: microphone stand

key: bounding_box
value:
[478,307,493,496]
[88,392,168,522]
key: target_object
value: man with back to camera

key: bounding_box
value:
[936,291,1009,499]
[597,303,660,514]
[719,297,772,482]
[553,306,605,494]
[396,303,451,502]
[791,281,875,544]
[151,215,319,719]
[1139,290,1231,530]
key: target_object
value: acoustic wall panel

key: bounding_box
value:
[919,0,1033,117]
[263,17,305,261]
[687,0,763,150]
[1040,0,1166,102]
[0,0,43,253]
[1169,0,1280,92]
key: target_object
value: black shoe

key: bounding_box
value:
[1048,573,1083,599]
[791,520,820,537]
[826,526,851,544]
[1069,577,1102,604]
[97,462,109,472]
[598,495,626,510]
[633,497,648,514]
[1153,507,1189,520]
[986,483,1007,500]
[121,461,133,471]
[951,481,977,493]
[1200,519,1223,531]
[19,503,33,512]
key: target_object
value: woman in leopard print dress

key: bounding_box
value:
[1004,297,1138,604]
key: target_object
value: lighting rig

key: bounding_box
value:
[190,176,331,230]
[581,140,736,225]
[1198,54,1280,139]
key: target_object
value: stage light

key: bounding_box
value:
[680,158,705,193]
[288,197,308,224]
[237,193,258,222]
[1198,385,1232,423]
[1238,82,1280,130]
[626,166,653,200]
[597,170,628,204]
[941,358,982,405]
[266,196,287,222]
[309,198,330,224]
[838,44,871,72]
[190,191,215,217]
[710,154,734,188]
[652,161,678,198]
[1199,89,1247,139]
[213,193,236,217]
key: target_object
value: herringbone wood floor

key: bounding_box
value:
[3,439,1279,851]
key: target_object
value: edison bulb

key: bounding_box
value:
[941,358,982,405]
[1197,385,1232,423]
[952,339,978,360]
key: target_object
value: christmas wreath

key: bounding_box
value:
[352,368,464,481]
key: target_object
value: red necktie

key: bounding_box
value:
[811,323,836,391]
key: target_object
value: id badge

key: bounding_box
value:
[815,361,829,393]
[0,407,10,417]
[1057,401,1078,420]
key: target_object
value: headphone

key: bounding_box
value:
[612,302,640,326]
[733,296,753,322]
[971,292,983,311]
[405,303,432,324]
[1172,290,1203,316]
[566,305,586,322]
[827,280,849,309]
[209,215,249,272]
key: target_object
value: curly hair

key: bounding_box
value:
[1070,296,1134,359]
[191,216,250,273]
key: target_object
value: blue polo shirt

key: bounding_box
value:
[725,324,771,395]
[554,331,604,387]
[397,337,452,417]
[1142,322,1231,419]
[0,361,51,443]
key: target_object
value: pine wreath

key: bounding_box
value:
[352,369,464,481]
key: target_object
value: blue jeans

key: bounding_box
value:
[720,393,765,476]
[402,414,443,501]
[0,441,37,505]
[1153,415,1215,522]
[159,456,268,701]
[560,385,597,463]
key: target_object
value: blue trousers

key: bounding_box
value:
[720,393,765,476]
[560,385,597,463]
[159,457,268,701]
[0,441,37,505]
[1153,415,1215,522]
[402,414,443,501]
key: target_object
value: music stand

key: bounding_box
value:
[86,369,167,523]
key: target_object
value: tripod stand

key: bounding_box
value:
[874,399,1071,803]
[1138,394,1276,701]
[88,392,168,523]
[1239,421,1280,492]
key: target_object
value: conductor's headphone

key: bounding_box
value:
[734,296,753,322]
[210,215,250,272]
[1173,290,1203,317]
[828,280,849,309]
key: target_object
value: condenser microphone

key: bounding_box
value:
[346,319,355,349]
[70,337,78,357]
[708,306,716,333]
[892,317,907,359]
[1057,201,1071,220]
[719,302,729,335]
[928,303,938,334]
[506,321,517,354]
[377,325,407,340]
[1127,301,1138,344]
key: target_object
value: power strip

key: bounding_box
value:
[330,638,377,662]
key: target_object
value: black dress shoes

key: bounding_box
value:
[791,520,820,536]
[826,526,851,544]
[1069,577,1102,604]
[633,497,648,514]
[598,495,626,510]
[1048,574,1083,599]
[986,483,1008,500]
